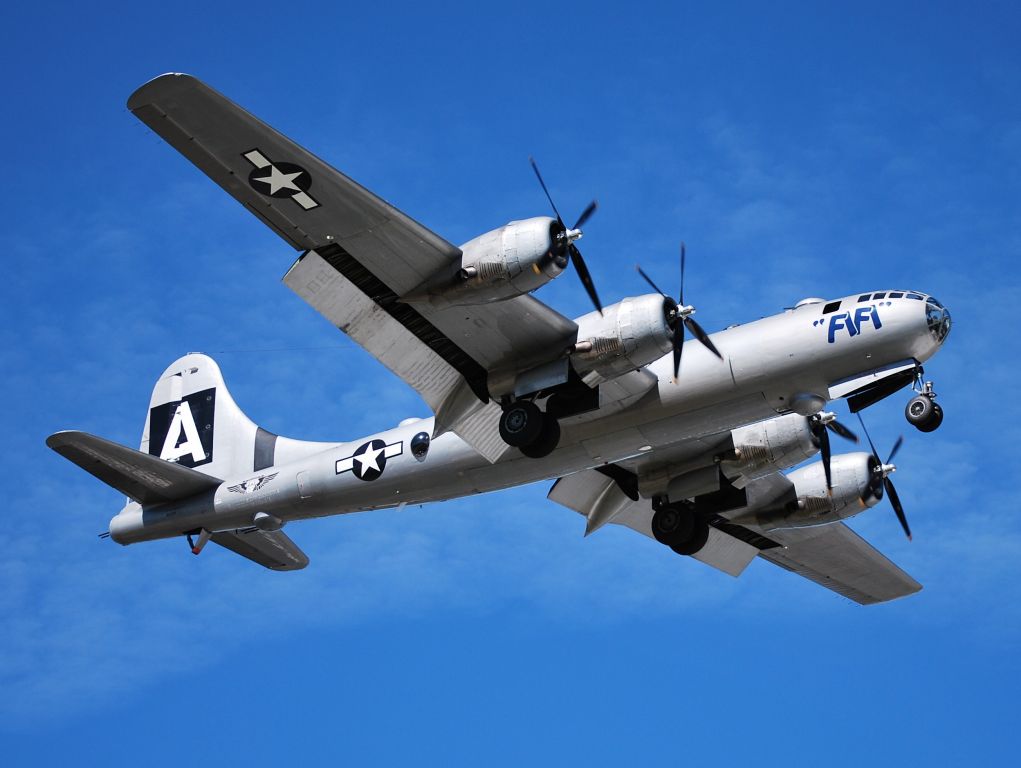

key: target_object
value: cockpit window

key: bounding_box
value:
[906,293,923,300]
[872,292,886,300]
[822,300,841,314]
[857,294,871,302]
[889,292,903,298]
[926,297,951,343]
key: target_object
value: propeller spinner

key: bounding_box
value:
[636,243,723,381]
[529,157,603,315]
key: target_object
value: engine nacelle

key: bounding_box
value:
[413,217,566,306]
[570,294,675,385]
[734,452,881,531]
[723,413,818,481]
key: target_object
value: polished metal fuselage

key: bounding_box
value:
[111,290,944,544]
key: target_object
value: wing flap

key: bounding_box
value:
[46,430,221,505]
[211,528,309,571]
[760,523,922,604]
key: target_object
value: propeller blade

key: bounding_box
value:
[672,320,684,380]
[684,316,723,359]
[886,435,904,464]
[635,265,667,297]
[826,418,859,443]
[856,412,880,460]
[819,424,833,491]
[885,477,911,540]
[572,200,598,231]
[679,242,686,307]
[570,244,603,315]
[529,156,564,225]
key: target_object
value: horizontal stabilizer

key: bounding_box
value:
[211,528,309,571]
[46,430,221,505]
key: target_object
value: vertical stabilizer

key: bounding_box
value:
[141,353,333,481]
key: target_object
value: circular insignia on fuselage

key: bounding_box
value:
[351,439,388,482]
[247,161,313,199]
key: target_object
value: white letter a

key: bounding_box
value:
[160,401,207,463]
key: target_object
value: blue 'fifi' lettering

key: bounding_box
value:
[828,306,882,343]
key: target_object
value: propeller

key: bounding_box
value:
[529,157,602,315]
[807,411,859,493]
[636,243,723,381]
[857,413,911,540]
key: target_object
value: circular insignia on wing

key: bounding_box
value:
[248,161,313,199]
[351,439,388,481]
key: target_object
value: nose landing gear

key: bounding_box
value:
[905,379,943,433]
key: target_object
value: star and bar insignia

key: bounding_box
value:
[242,149,320,210]
[336,439,403,482]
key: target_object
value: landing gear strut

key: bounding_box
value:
[651,499,709,556]
[905,378,943,433]
[499,400,561,458]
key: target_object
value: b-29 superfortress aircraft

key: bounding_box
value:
[48,74,953,604]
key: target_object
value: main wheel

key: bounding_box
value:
[670,518,710,556]
[917,402,944,433]
[499,401,544,447]
[652,504,691,545]
[519,417,561,458]
[905,395,934,428]
[652,503,710,555]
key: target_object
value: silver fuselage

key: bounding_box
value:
[110,290,946,544]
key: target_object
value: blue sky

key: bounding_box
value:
[2,1,1019,764]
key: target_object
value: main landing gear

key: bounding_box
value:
[905,378,943,433]
[499,400,561,458]
[651,498,709,556]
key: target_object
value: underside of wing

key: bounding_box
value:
[759,523,921,604]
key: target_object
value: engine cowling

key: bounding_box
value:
[570,294,675,385]
[724,413,819,481]
[415,217,566,306]
[739,452,881,531]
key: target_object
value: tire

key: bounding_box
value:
[917,402,944,433]
[499,402,544,447]
[651,502,704,551]
[905,395,934,427]
[652,504,691,545]
[669,518,710,556]
[519,417,561,458]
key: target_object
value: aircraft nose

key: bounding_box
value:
[925,297,951,344]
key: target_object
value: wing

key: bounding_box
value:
[130,74,578,460]
[759,523,921,605]
[211,527,309,571]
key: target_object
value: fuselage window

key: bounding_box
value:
[822,300,842,314]
[857,294,871,302]
[872,292,887,300]
[889,292,904,298]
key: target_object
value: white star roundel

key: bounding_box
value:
[242,149,320,210]
[336,439,403,481]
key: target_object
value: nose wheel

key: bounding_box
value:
[499,400,561,458]
[905,379,943,432]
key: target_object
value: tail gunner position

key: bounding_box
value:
[48,74,952,604]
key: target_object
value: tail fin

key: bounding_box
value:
[142,353,280,480]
